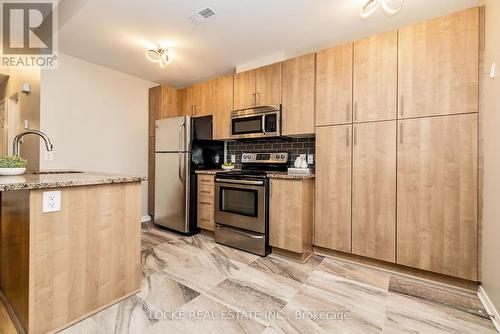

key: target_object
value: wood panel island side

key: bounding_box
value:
[0,172,145,334]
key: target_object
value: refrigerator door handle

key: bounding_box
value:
[178,122,186,183]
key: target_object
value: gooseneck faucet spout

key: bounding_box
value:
[13,130,53,157]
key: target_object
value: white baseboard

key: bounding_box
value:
[478,285,500,332]
[141,215,151,223]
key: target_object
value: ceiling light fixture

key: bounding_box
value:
[360,0,406,19]
[145,45,172,68]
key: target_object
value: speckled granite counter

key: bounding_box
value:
[0,171,146,191]
[266,172,315,180]
[195,169,314,179]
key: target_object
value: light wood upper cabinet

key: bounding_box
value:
[398,8,479,119]
[178,87,193,116]
[212,74,234,140]
[397,114,477,280]
[315,125,352,252]
[234,62,282,110]
[352,121,396,263]
[161,85,179,119]
[269,178,314,256]
[353,31,397,122]
[234,70,256,110]
[192,81,213,116]
[316,43,353,126]
[255,62,282,106]
[282,53,315,136]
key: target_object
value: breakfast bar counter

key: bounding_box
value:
[0,172,145,334]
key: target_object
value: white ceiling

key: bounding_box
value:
[58,0,479,88]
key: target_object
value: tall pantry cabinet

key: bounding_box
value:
[314,7,480,280]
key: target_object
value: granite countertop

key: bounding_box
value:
[0,171,146,191]
[195,169,315,179]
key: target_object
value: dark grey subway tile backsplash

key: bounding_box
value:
[226,136,315,167]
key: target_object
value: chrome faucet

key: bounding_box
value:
[13,129,53,157]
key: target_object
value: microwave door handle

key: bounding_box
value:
[261,115,267,135]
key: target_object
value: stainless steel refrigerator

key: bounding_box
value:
[154,116,191,232]
[154,115,223,234]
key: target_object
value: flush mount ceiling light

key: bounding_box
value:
[145,45,172,68]
[360,0,406,19]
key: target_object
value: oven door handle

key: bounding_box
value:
[216,225,265,239]
[215,178,264,186]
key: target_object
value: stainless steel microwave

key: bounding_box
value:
[230,105,281,139]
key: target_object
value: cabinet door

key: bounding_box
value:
[353,31,397,122]
[352,121,396,262]
[178,87,193,116]
[315,125,352,252]
[192,81,212,116]
[316,43,353,126]
[234,70,256,110]
[212,75,234,140]
[282,53,315,136]
[397,114,477,280]
[161,85,179,118]
[255,62,282,107]
[148,86,162,137]
[398,8,479,119]
[270,179,313,254]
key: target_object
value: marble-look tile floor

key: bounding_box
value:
[60,224,497,334]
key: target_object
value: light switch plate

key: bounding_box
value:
[307,154,314,164]
[231,155,236,163]
[42,191,61,213]
[44,151,54,161]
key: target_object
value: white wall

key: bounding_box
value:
[40,53,157,216]
[480,0,500,319]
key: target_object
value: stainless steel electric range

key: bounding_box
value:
[214,152,289,256]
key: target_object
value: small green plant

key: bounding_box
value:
[0,156,27,168]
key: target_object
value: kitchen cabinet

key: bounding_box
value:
[352,121,396,262]
[353,31,397,122]
[234,70,256,110]
[316,43,353,126]
[398,7,479,119]
[314,125,352,252]
[212,74,234,140]
[192,81,213,116]
[178,87,193,116]
[255,62,282,107]
[282,53,315,136]
[397,114,477,280]
[233,62,282,110]
[197,174,215,231]
[269,177,314,260]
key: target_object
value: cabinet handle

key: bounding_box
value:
[354,126,357,146]
[346,127,350,147]
[200,190,211,194]
[346,103,350,122]
[191,105,194,115]
[399,95,404,118]
[399,123,403,144]
[257,92,261,106]
[252,93,256,106]
[200,218,210,222]
[354,101,358,121]
[200,201,212,205]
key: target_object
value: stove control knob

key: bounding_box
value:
[281,154,286,160]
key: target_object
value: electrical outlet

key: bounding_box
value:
[307,154,314,164]
[42,191,61,213]
[44,151,54,161]
[231,155,236,163]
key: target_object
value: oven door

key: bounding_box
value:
[214,178,266,233]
